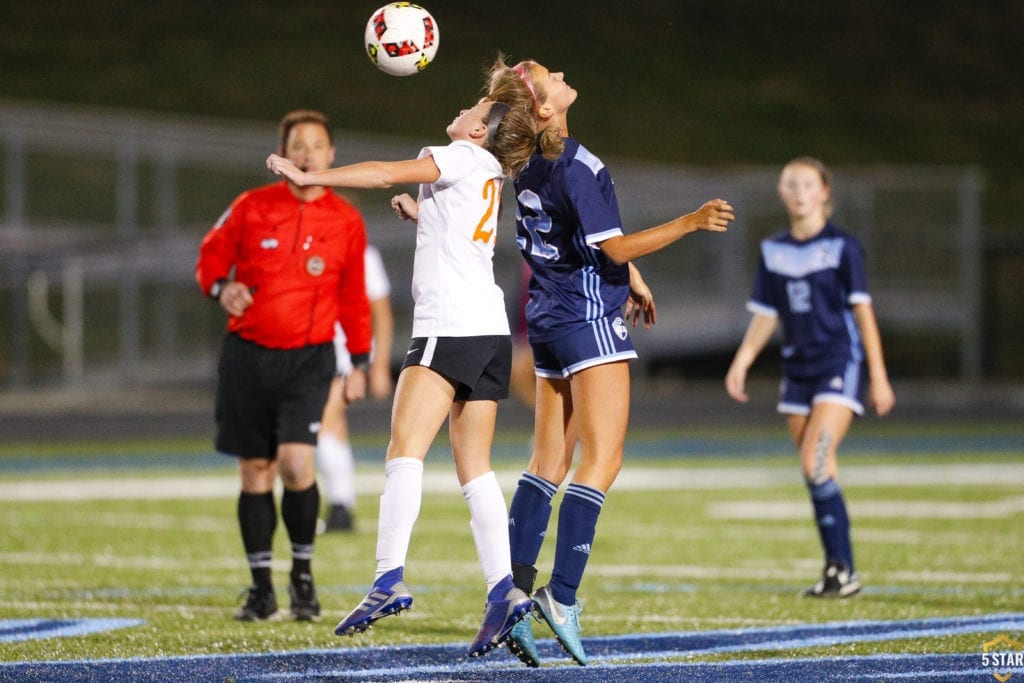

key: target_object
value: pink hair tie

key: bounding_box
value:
[512,63,538,109]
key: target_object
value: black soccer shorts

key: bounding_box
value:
[401,335,512,401]
[214,333,334,459]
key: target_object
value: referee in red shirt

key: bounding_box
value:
[196,110,372,622]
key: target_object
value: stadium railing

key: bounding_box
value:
[0,101,983,389]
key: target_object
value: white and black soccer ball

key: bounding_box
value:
[364,3,439,77]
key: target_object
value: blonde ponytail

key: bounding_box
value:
[484,54,565,161]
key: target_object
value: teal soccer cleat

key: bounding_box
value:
[506,613,541,667]
[532,584,587,665]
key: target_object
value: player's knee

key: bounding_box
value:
[800,429,835,483]
[239,458,276,492]
[279,467,315,491]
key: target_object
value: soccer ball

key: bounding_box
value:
[364,3,439,77]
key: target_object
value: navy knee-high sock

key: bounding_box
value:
[281,483,320,579]
[807,478,854,571]
[238,491,276,590]
[549,483,605,606]
[508,472,557,593]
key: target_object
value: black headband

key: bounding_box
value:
[485,102,512,148]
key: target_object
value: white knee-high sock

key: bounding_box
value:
[316,431,357,508]
[462,470,512,594]
[375,457,423,580]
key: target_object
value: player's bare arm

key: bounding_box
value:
[343,368,368,405]
[725,313,778,403]
[266,154,441,189]
[625,262,656,328]
[852,303,895,416]
[368,296,395,400]
[599,199,734,265]
[391,193,419,221]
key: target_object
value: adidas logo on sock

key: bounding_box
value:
[572,543,591,555]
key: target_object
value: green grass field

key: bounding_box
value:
[1,425,1022,667]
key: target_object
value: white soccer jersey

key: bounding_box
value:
[410,140,510,337]
[333,244,392,374]
[363,244,391,301]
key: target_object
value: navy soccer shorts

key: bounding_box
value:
[777,359,867,416]
[530,313,638,379]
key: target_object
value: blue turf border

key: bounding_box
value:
[2,613,1022,682]
[0,618,143,643]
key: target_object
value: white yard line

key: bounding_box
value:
[2,463,1022,501]
[0,550,1010,586]
[0,551,244,571]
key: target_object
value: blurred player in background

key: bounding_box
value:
[487,56,733,667]
[317,244,394,533]
[196,109,372,623]
[725,156,895,598]
[267,98,541,657]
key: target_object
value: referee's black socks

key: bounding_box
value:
[282,483,320,578]
[238,491,276,590]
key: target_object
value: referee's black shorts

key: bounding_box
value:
[402,335,511,401]
[214,333,334,460]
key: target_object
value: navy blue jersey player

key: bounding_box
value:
[726,157,895,598]
[750,222,871,387]
[515,136,631,346]
[487,56,734,667]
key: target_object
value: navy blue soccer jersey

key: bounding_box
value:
[513,137,630,343]
[748,222,871,379]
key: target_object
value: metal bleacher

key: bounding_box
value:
[0,100,984,389]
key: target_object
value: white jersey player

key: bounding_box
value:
[266,98,539,656]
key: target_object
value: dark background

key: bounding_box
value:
[1,0,1022,377]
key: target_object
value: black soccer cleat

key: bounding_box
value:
[324,504,355,532]
[289,572,321,622]
[234,585,281,621]
[804,561,861,598]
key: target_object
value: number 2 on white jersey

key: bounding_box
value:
[472,179,500,244]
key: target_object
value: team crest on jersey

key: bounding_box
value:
[829,376,844,390]
[305,256,325,276]
[612,316,629,340]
